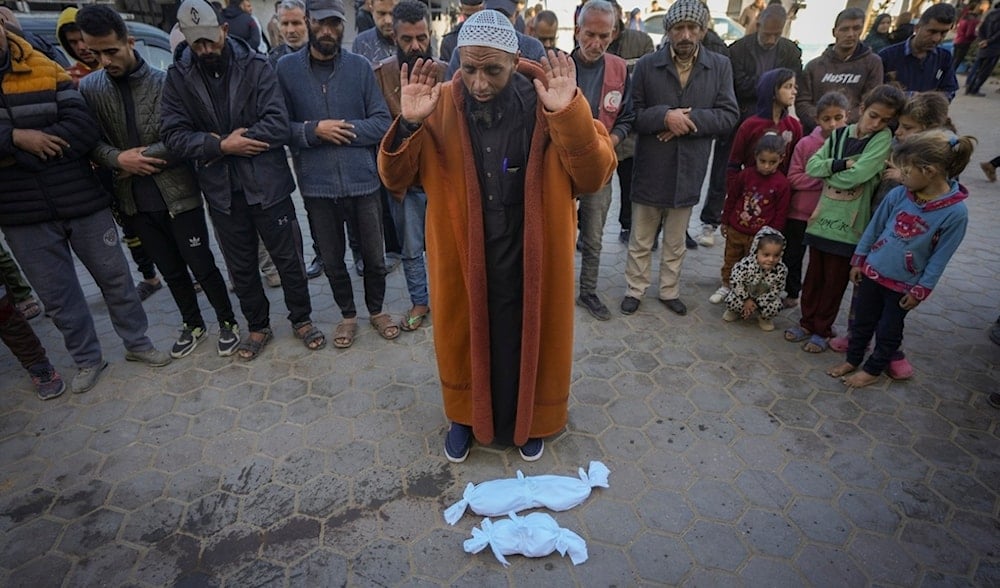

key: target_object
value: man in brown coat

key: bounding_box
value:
[378,11,615,463]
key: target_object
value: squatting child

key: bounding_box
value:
[827,130,974,388]
[711,133,792,304]
[723,226,788,332]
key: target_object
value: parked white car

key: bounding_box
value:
[643,10,745,49]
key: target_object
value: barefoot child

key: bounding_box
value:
[786,85,906,353]
[829,92,954,378]
[723,226,787,331]
[785,92,850,309]
[712,133,792,304]
[827,130,974,387]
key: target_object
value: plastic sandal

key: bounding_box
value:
[370,313,400,340]
[783,325,811,342]
[236,328,272,361]
[803,334,829,353]
[399,307,429,332]
[15,298,41,320]
[294,322,326,350]
[333,321,357,349]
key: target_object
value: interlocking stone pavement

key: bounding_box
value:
[1,85,999,588]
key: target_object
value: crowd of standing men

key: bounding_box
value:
[0,0,995,459]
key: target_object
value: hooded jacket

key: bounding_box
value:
[852,181,968,301]
[160,37,295,214]
[378,60,615,446]
[56,7,95,86]
[0,33,109,225]
[221,1,262,51]
[724,225,787,317]
[726,68,803,192]
[796,42,883,132]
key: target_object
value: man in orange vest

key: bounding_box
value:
[572,0,633,321]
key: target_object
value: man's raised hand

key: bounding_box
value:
[534,50,577,113]
[400,58,441,125]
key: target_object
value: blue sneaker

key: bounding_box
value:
[444,423,472,463]
[518,438,544,462]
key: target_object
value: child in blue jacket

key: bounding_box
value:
[827,130,974,388]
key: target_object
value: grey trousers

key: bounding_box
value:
[577,182,613,295]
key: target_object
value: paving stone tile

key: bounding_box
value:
[579,499,640,545]
[688,412,740,445]
[109,470,169,511]
[899,521,975,576]
[378,496,440,544]
[605,394,654,428]
[913,437,976,473]
[765,374,814,401]
[567,404,611,435]
[286,549,348,587]
[731,437,787,472]
[56,507,125,556]
[227,559,285,587]
[353,410,402,443]
[153,437,206,473]
[173,387,223,417]
[285,395,330,425]
[6,553,72,588]
[739,508,803,558]
[638,451,696,491]
[848,532,921,585]
[727,378,778,409]
[928,469,996,514]
[734,469,794,511]
[122,498,185,544]
[188,407,238,439]
[0,487,56,531]
[849,387,901,415]
[298,473,351,519]
[355,467,405,509]
[165,369,211,395]
[50,479,112,520]
[0,516,63,569]
[258,422,306,458]
[550,434,606,467]
[508,556,576,584]
[202,430,259,468]
[635,488,694,534]
[647,372,698,410]
[1,457,46,495]
[728,404,781,436]
[25,404,75,436]
[795,544,867,587]
[577,354,622,380]
[686,479,747,521]
[261,515,322,562]
[182,491,240,537]
[350,537,411,585]
[682,440,745,481]
[683,520,749,571]
[166,464,222,503]
[953,428,1000,463]
[268,376,310,405]
[974,559,1000,586]
[126,393,176,423]
[918,571,979,588]
[739,557,806,587]
[238,401,285,433]
[773,429,830,461]
[684,567,742,587]
[88,420,142,455]
[599,426,652,461]
[771,398,822,430]
[948,510,1000,555]
[838,490,901,535]
[243,483,296,529]
[645,417,698,453]
[872,443,931,481]
[885,480,951,524]
[781,461,841,499]
[568,542,635,586]
[132,533,201,586]
[787,497,852,545]
[75,399,130,429]
[323,506,379,556]
[141,413,191,446]
[628,532,693,584]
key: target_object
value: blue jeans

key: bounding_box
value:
[2,208,153,367]
[577,182,612,295]
[388,188,428,307]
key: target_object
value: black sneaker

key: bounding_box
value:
[218,321,241,357]
[171,324,206,359]
[619,229,630,244]
[621,296,640,315]
[135,279,162,301]
[685,232,698,250]
[577,293,611,321]
[29,363,65,401]
[444,422,473,463]
[989,393,1000,409]
[306,257,324,279]
[518,438,544,462]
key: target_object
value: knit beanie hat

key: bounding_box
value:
[457,10,519,54]
[663,0,709,30]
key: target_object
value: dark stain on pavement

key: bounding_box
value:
[2,487,54,524]
[405,462,454,499]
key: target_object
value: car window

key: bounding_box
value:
[134,39,172,70]
[644,15,664,36]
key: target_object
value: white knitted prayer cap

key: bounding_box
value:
[456,10,519,54]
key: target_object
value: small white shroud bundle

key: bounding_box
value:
[443,461,610,525]
[463,512,589,567]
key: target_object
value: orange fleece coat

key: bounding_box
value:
[378,61,616,446]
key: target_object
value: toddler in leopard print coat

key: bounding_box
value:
[723,226,787,331]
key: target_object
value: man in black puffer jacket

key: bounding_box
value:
[0,25,170,394]
[222,0,263,50]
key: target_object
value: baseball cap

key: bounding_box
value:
[306,0,346,21]
[176,0,223,45]
[484,0,517,17]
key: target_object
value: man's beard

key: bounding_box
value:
[194,51,226,76]
[397,45,431,70]
[309,28,341,58]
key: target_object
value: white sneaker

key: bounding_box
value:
[758,317,775,331]
[709,287,730,304]
[697,224,716,247]
[722,309,739,322]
